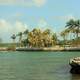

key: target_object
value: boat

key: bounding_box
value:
[69,57,80,73]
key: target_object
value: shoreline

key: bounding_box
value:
[16,46,80,51]
[0,46,80,51]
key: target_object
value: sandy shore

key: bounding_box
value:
[0,47,7,51]
[0,47,16,51]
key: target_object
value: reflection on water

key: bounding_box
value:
[0,51,80,80]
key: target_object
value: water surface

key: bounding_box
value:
[0,51,80,80]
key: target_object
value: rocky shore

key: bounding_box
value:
[69,57,80,74]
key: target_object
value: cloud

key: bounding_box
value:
[0,0,47,7]
[0,19,12,33]
[14,21,28,33]
[0,19,28,42]
[0,19,28,33]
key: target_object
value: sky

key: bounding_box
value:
[0,0,80,42]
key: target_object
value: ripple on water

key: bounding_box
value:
[0,51,80,80]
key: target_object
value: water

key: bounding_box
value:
[0,51,80,80]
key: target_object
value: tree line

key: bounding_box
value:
[11,19,80,48]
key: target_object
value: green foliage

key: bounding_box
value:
[9,19,80,48]
[60,19,80,46]
[11,34,16,40]
[16,28,58,48]
[66,19,80,39]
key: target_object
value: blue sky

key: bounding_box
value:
[0,0,80,42]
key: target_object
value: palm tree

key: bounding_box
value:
[31,28,42,47]
[23,29,29,38]
[66,19,80,39]
[27,28,53,47]
[11,34,16,47]
[74,20,80,39]
[66,19,80,46]
[42,29,51,47]
[11,34,16,43]
[17,32,23,47]
[60,31,66,46]
[52,33,57,45]
[28,32,34,47]
[66,19,75,28]
[60,28,70,47]
[21,29,29,47]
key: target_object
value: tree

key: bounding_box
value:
[60,28,70,47]
[66,19,75,28]
[66,19,80,39]
[52,33,57,45]
[17,32,23,47]
[42,29,52,47]
[26,28,57,47]
[11,34,16,48]
[74,20,80,39]
[22,29,29,47]
[23,29,29,38]
[11,34,16,43]
[16,28,58,48]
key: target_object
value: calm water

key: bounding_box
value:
[0,51,80,80]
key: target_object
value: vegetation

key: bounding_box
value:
[15,28,58,48]
[0,19,80,48]
[60,19,80,46]
[10,19,80,48]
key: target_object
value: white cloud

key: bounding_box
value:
[0,0,47,7]
[0,19,12,33]
[0,19,28,33]
[14,21,28,33]
[0,19,28,42]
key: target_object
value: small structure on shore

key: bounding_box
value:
[69,57,80,74]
